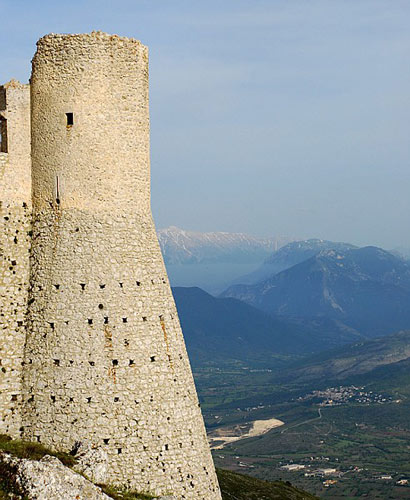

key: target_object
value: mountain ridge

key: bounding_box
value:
[221,246,410,337]
[158,226,293,265]
[284,329,410,384]
[232,238,357,285]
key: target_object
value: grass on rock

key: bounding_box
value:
[97,484,154,499]
[0,434,75,466]
[0,435,154,499]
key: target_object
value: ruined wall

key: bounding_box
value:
[0,81,31,437]
[23,32,221,499]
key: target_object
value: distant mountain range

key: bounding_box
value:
[158,226,289,265]
[222,246,410,337]
[158,226,294,293]
[164,231,410,372]
[232,239,357,285]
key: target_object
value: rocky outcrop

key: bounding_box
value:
[0,451,177,499]
[1,455,110,500]
[1,453,111,499]
[72,440,109,484]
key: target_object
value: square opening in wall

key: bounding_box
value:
[66,113,74,126]
[0,116,7,153]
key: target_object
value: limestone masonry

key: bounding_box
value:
[0,32,221,499]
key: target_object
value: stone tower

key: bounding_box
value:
[0,32,221,499]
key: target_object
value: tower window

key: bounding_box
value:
[0,87,6,110]
[66,113,74,126]
[0,116,7,153]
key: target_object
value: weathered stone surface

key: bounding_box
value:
[72,440,109,484]
[1,453,111,500]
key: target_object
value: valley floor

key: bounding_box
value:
[197,366,410,499]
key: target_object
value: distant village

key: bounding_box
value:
[297,385,399,406]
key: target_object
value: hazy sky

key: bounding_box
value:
[1,1,410,248]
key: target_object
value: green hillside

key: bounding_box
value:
[346,356,410,397]
[217,468,318,500]
[283,329,410,384]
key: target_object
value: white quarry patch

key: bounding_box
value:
[209,417,284,450]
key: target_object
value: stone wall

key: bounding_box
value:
[23,32,221,499]
[0,82,31,438]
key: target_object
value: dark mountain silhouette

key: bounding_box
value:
[172,287,364,367]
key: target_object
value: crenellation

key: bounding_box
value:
[0,32,220,499]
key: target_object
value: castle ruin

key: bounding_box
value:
[0,32,221,499]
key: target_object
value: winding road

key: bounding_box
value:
[280,407,323,434]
